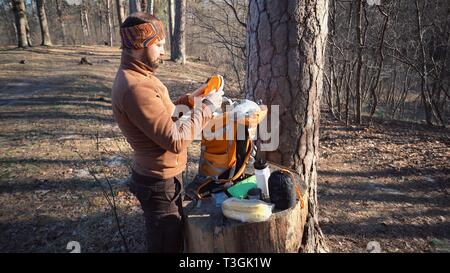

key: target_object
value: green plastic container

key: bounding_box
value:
[227,175,257,199]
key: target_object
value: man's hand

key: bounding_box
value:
[202,89,224,113]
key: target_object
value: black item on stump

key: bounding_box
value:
[268,170,297,210]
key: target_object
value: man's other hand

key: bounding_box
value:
[203,89,224,113]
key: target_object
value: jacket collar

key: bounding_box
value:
[120,50,155,77]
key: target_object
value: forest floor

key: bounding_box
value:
[0,46,448,253]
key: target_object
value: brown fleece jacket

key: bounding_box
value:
[111,52,213,179]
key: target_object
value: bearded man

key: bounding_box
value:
[111,12,223,253]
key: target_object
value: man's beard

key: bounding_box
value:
[144,55,163,70]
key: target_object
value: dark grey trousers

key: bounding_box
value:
[128,170,184,253]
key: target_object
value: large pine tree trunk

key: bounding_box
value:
[36,0,52,46]
[116,0,125,25]
[171,0,186,64]
[12,0,28,48]
[245,0,329,253]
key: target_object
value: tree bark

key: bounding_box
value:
[116,0,125,25]
[12,0,28,48]
[80,0,91,44]
[369,6,389,120]
[148,0,154,14]
[171,0,186,64]
[327,0,337,118]
[24,0,32,46]
[129,0,141,14]
[25,22,32,46]
[168,0,175,53]
[31,0,38,23]
[12,21,18,45]
[140,0,147,13]
[414,0,441,126]
[0,4,16,45]
[245,0,329,253]
[106,0,113,46]
[55,0,66,45]
[80,4,87,43]
[98,0,106,44]
[355,0,363,124]
[36,0,52,46]
[345,63,352,125]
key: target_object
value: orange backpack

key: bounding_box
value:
[185,101,267,200]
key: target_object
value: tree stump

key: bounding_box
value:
[183,189,308,253]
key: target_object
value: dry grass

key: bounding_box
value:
[0,46,448,253]
[318,114,450,252]
[0,45,225,252]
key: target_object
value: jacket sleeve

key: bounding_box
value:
[123,85,213,154]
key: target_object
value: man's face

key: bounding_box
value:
[144,38,165,70]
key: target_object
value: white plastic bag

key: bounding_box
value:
[231,99,261,118]
[222,197,274,223]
